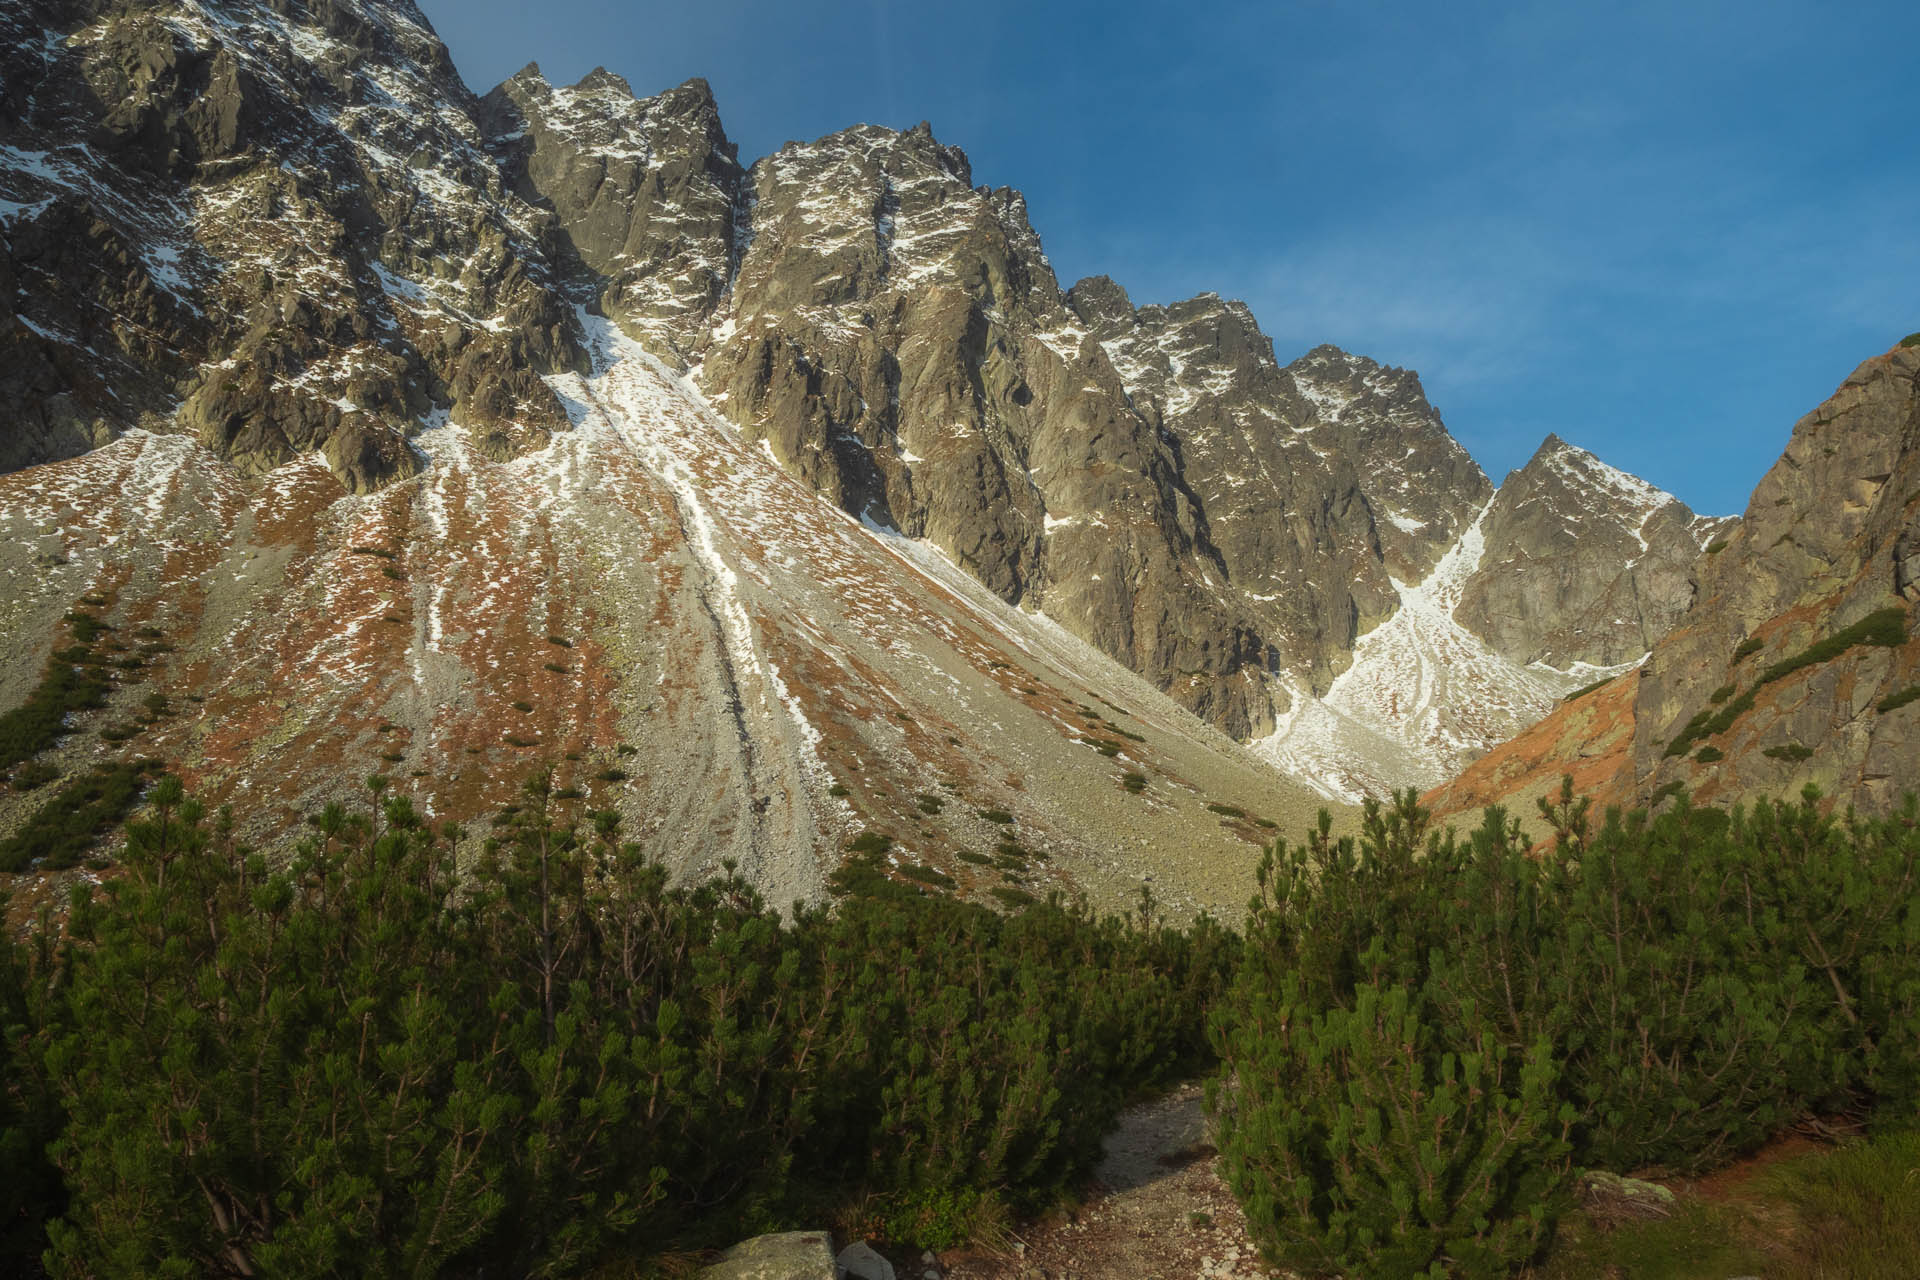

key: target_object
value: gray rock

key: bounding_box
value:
[701,1231,837,1280]
[1629,342,1920,813]
[1456,434,1730,668]
[834,1239,896,1280]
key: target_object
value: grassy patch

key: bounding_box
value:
[1081,736,1121,757]
[1542,1131,1920,1280]
[914,793,944,816]
[1764,743,1815,762]
[1122,772,1147,794]
[956,850,994,866]
[1206,802,1246,819]
[1709,683,1735,705]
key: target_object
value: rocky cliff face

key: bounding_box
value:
[1629,343,1919,812]
[1428,341,1920,822]
[1,0,584,490]
[1456,434,1732,668]
[3,0,1728,828]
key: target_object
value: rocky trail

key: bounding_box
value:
[941,1085,1281,1280]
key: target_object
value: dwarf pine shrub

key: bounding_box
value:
[2,771,1234,1274]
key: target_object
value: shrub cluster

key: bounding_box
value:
[1211,784,1920,1277]
[0,771,1234,1276]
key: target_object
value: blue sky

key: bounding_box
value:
[422,0,1918,516]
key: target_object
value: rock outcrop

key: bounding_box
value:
[1455,434,1733,668]
[1,0,582,491]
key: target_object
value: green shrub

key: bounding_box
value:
[1705,538,1730,554]
[9,772,1239,1273]
[1877,685,1920,714]
[1206,802,1245,819]
[1563,677,1613,703]
[0,761,158,872]
[1709,683,1735,705]
[1900,332,1920,348]
[1764,743,1814,762]
[914,793,944,815]
[977,808,1013,825]
[1669,609,1908,756]
[1695,745,1725,762]
[1213,797,1575,1276]
[1121,772,1146,793]
[898,862,956,890]
[0,642,113,770]
[1734,637,1765,661]
[828,783,851,798]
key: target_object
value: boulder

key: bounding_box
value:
[700,1231,838,1280]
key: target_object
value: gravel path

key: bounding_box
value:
[942,1085,1284,1280]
